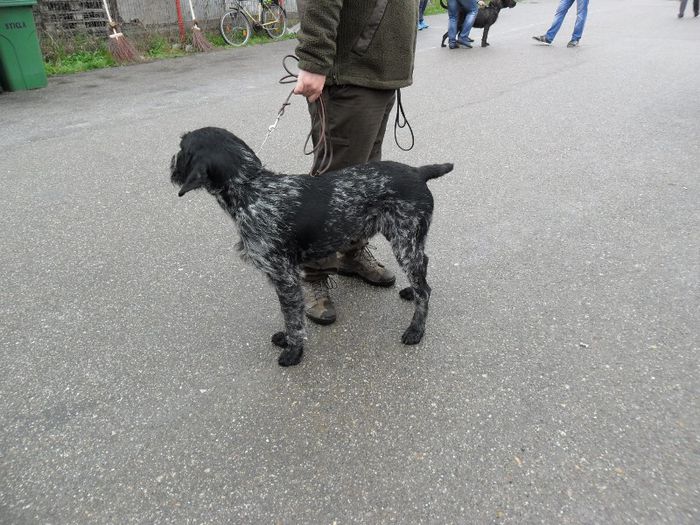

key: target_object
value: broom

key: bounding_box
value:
[101,0,139,63]
[186,0,214,52]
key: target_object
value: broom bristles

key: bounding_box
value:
[191,23,214,52]
[107,28,140,63]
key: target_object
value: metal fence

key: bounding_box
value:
[34,0,298,55]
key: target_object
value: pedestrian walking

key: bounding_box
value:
[532,0,590,48]
[447,0,478,49]
[678,0,699,17]
[419,0,430,30]
[292,1,418,326]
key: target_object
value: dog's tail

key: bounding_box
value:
[418,163,454,182]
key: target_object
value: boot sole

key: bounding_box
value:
[305,313,336,325]
[337,269,396,287]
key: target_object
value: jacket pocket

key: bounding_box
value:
[351,0,390,56]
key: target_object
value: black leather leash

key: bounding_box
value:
[394,88,415,152]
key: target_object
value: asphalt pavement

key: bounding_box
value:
[1,0,698,523]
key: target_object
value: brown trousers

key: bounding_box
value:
[303,85,397,279]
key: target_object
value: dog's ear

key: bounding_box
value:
[178,168,205,197]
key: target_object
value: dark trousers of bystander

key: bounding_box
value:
[679,0,699,16]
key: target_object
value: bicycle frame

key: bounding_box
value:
[225,0,282,29]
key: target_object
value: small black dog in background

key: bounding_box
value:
[441,0,517,48]
[170,127,453,367]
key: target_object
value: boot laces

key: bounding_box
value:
[310,276,336,299]
[358,245,385,269]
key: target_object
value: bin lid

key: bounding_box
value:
[0,0,37,6]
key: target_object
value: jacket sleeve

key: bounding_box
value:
[295,0,344,76]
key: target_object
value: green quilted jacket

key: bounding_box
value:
[295,0,418,90]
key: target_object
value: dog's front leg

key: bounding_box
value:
[481,24,491,47]
[270,273,306,367]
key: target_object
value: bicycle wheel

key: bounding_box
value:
[262,4,286,39]
[220,10,251,46]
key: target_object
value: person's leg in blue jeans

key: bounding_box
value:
[448,0,476,47]
[459,0,479,45]
[545,0,575,42]
[570,0,589,42]
[418,0,429,29]
[447,0,462,46]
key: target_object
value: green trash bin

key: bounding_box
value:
[0,0,47,91]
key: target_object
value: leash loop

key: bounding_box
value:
[394,89,415,152]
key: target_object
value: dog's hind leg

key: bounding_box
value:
[398,253,428,302]
[270,270,306,366]
[391,237,431,345]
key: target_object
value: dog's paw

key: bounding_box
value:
[399,287,415,301]
[271,331,288,347]
[401,326,424,345]
[278,347,303,367]
[482,42,490,47]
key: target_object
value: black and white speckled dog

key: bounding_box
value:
[170,127,453,367]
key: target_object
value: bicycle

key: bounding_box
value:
[220,0,287,47]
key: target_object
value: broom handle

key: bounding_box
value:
[175,0,186,41]
[187,0,196,20]
[101,0,115,26]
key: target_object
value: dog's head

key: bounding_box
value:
[170,127,262,197]
[492,0,517,9]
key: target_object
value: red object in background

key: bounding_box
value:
[175,0,186,42]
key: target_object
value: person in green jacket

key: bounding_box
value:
[293,0,418,326]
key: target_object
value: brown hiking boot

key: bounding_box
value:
[303,277,337,325]
[338,246,396,287]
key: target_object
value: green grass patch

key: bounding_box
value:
[44,49,115,76]
[425,0,448,16]
[42,27,297,76]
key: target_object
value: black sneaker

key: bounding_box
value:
[448,42,458,49]
[532,35,551,44]
[567,40,579,47]
[457,40,473,48]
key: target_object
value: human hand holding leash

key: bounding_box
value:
[294,69,326,102]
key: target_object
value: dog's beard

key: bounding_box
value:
[170,153,185,186]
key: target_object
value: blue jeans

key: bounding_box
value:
[545,0,589,42]
[419,0,429,23]
[448,0,478,44]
